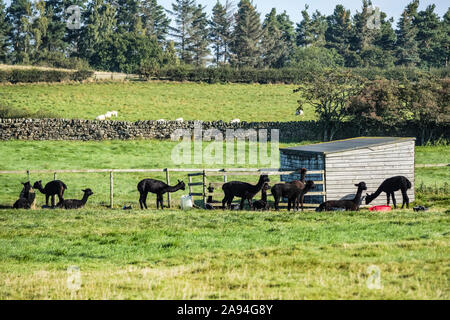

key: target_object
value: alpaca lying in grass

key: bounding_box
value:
[317,182,367,212]
[13,182,36,209]
[252,182,271,211]
[57,189,94,209]
[365,176,412,209]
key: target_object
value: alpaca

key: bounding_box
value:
[105,112,112,118]
[111,111,118,117]
[137,179,185,209]
[222,175,270,210]
[272,180,314,211]
[230,119,240,124]
[365,176,412,209]
[33,180,67,208]
[13,182,36,209]
[317,182,367,212]
[96,115,106,121]
[252,183,271,211]
[205,185,220,210]
[57,189,93,209]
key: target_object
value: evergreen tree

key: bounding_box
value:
[31,0,49,61]
[261,8,290,68]
[352,0,376,52]
[209,0,233,65]
[231,0,263,68]
[296,5,327,48]
[0,0,11,62]
[141,0,171,43]
[325,5,356,66]
[169,0,197,64]
[115,0,141,33]
[415,4,442,67]
[442,9,450,67]
[7,0,34,64]
[189,4,210,66]
[163,40,179,65]
[373,11,396,52]
[42,0,67,53]
[396,0,420,67]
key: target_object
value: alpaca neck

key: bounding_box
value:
[81,193,90,204]
[251,177,266,193]
[261,190,267,202]
[166,184,182,193]
[36,186,46,194]
[353,187,364,204]
[300,172,306,183]
[367,187,383,202]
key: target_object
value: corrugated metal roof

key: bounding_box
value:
[280,137,415,155]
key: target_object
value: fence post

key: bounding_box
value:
[165,168,171,208]
[27,170,30,182]
[54,172,57,181]
[110,170,114,209]
[223,169,227,183]
[202,170,206,207]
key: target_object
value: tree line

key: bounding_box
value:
[0,0,448,73]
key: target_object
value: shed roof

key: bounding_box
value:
[280,137,415,155]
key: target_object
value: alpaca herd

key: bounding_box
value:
[8,169,412,212]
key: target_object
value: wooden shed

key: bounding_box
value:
[280,137,415,207]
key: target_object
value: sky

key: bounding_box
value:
[2,0,449,24]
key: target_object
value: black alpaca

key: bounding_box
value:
[222,175,270,210]
[138,179,185,209]
[365,176,412,209]
[317,182,367,212]
[252,183,271,211]
[33,180,67,207]
[272,180,315,211]
[13,182,36,209]
[287,168,309,209]
[205,185,221,210]
[57,189,93,209]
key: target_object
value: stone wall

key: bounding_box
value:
[0,118,448,143]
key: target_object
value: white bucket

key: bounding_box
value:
[180,195,193,210]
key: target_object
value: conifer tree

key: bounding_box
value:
[141,0,171,43]
[396,0,420,67]
[0,0,11,62]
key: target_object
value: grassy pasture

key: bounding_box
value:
[0,81,311,122]
[0,208,448,299]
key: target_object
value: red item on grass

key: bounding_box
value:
[369,205,392,212]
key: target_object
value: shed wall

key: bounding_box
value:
[325,140,415,206]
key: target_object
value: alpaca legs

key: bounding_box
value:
[247,198,253,210]
[401,188,409,209]
[45,195,49,207]
[391,192,397,209]
[139,192,148,209]
[239,198,245,210]
[156,194,163,209]
[386,192,390,206]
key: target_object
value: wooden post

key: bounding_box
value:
[165,168,171,208]
[27,170,30,182]
[110,171,113,209]
[188,175,193,198]
[202,170,206,207]
[54,172,57,181]
[223,169,227,183]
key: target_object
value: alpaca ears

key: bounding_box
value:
[355,184,358,187]
[366,193,369,196]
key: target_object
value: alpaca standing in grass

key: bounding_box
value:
[222,175,270,210]
[365,176,412,209]
[138,179,185,209]
[317,182,367,212]
[57,189,93,209]
[33,180,67,207]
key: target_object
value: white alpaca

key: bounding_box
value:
[296,109,304,116]
[105,112,112,118]
[111,111,118,117]
[96,115,106,121]
[175,117,184,122]
[230,118,240,124]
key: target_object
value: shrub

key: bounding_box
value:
[0,104,58,119]
[0,68,93,83]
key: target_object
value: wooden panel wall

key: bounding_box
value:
[325,141,415,207]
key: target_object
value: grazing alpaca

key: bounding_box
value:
[222,175,270,210]
[272,180,315,211]
[138,179,185,209]
[317,182,367,212]
[13,182,36,209]
[33,180,67,208]
[57,189,93,209]
[365,176,412,209]
[252,183,271,211]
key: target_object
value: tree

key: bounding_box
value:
[294,70,364,141]
[442,9,450,67]
[296,5,327,48]
[325,5,357,66]
[261,8,288,68]
[352,0,377,53]
[7,0,34,64]
[396,0,420,67]
[0,0,11,62]
[231,0,263,68]
[189,4,210,66]
[209,0,233,65]
[169,0,197,64]
[289,46,344,70]
[414,4,443,68]
[115,0,141,33]
[141,0,171,43]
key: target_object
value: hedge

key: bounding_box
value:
[0,68,94,83]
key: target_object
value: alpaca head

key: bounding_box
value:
[355,182,367,191]
[177,180,186,190]
[259,175,270,184]
[82,189,94,197]
[299,168,307,175]
[207,184,214,193]
[33,180,43,190]
[365,193,375,205]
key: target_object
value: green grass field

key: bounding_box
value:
[0,208,448,299]
[0,82,313,122]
